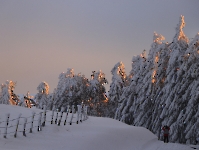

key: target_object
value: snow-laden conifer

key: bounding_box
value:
[114,16,199,144]
[88,70,108,117]
[54,68,90,110]
[108,62,127,118]
[0,81,20,105]
[115,50,147,123]
[34,81,49,109]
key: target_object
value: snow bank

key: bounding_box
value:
[0,104,198,150]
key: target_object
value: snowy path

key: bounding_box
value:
[0,105,198,150]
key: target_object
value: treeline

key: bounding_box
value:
[0,69,108,117]
[110,16,199,144]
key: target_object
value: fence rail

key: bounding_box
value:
[0,105,88,139]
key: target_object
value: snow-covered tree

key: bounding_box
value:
[108,61,127,118]
[88,70,108,117]
[155,15,189,143]
[53,68,90,110]
[34,81,50,109]
[0,80,20,105]
[114,16,199,144]
[96,16,199,144]
[23,91,35,108]
[115,50,147,123]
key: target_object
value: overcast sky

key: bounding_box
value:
[0,0,199,94]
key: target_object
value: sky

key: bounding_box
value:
[0,104,198,150]
[0,0,199,94]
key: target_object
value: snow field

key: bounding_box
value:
[0,104,198,150]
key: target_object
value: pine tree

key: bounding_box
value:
[180,33,199,144]
[156,15,189,142]
[34,81,50,109]
[88,70,108,117]
[0,80,20,105]
[115,50,147,123]
[54,68,90,110]
[23,91,35,108]
[113,16,199,144]
[108,61,127,118]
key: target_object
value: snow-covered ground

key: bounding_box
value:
[0,104,198,150]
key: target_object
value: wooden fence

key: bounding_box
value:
[0,105,88,139]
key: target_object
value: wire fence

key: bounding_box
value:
[0,105,88,139]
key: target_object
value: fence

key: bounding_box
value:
[0,105,88,139]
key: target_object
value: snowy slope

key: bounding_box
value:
[0,104,198,150]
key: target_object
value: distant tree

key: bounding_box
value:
[53,68,90,110]
[34,81,50,109]
[23,91,35,108]
[88,70,108,117]
[0,80,20,105]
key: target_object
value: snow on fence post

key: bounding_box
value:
[64,106,69,126]
[42,105,47,127]
[58,107,65,126]
[69,105,75,125]
[23,117,27,136]
[30,111,35,133]
[55,109,59,124]
[4,113,10,138]
[66,105,69,115]
[51,105,55,124]
[76,105,81,124]
[38,112,42,131]
[14,113,22,138]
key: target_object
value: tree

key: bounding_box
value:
[23,91,35,108]
[108,61,127,118]
[0,80,20,105]
[115,50,147,123]
[34,81,50,109]
[156,15,189,142]
[88,70,108,117]
[114,16,199,144]
[53,68,90,110]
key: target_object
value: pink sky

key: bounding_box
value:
[0,0,199,94]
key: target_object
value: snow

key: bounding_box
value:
[0,104,198,150]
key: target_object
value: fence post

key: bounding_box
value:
[64,110,68,126]
[58,107,65,126]
[42,105,47,127]
[55,109,59,124]
[51,105,55,124]
[23,118,27,136]
[70,105,75,125]
[14,113,22,138]
[30,111,35,133]
[38,112,42,131]
[76,105,80,124]
[67,105,69,115]
[4,113,10,138]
